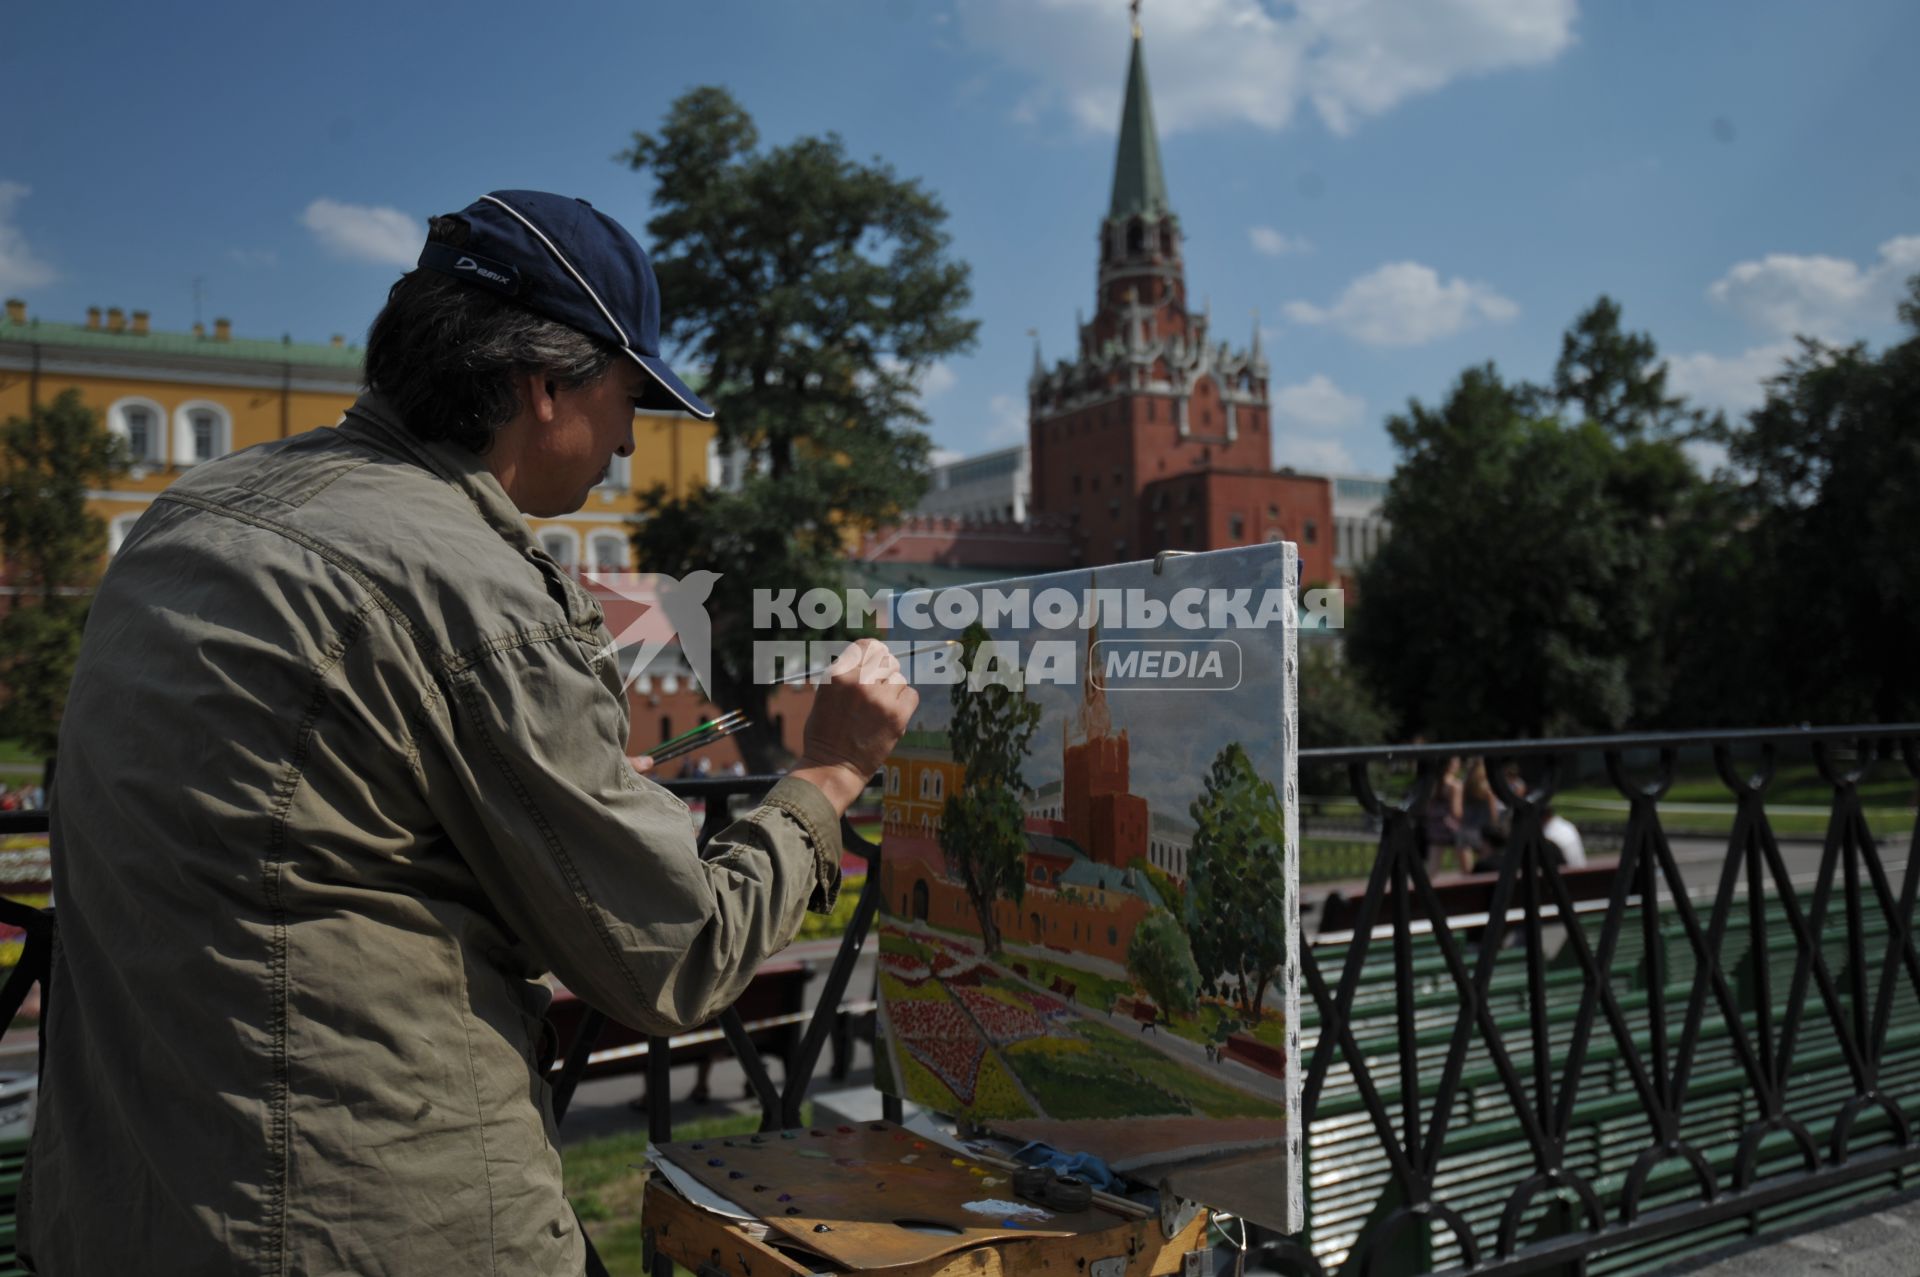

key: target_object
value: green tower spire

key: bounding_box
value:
[1107,15,1171,222]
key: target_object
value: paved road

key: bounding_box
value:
[1656,1185,1920,1276]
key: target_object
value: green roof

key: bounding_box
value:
[0,317,364,370]
[1108,30,1171,221]
[897,728,951,752]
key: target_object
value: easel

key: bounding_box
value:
[640,1120,1212,1277]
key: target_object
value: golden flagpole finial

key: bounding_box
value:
[1130,0,1142,39]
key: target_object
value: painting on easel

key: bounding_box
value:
[874,542,1302,1232]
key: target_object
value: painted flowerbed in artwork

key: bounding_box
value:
[949,985,1048,1046]
[887,996,990,1105]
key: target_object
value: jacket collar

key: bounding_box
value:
[339,392,608,632]
[338,391,539,554]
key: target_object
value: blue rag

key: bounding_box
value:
[1010,1140,1124,1193]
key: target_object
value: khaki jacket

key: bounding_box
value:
[23,393,840,1275]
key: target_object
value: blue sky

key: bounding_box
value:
[6,0,1917,476]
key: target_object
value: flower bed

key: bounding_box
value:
[950,985,1047,1045]
[878,950,932,982]
[888,999,989,1105]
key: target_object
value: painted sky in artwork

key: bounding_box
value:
[901,543,1293,817]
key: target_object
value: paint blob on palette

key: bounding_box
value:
[873,544,1303,1232]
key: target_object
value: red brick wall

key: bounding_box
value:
[856,515,1073,570]
[1137,469,1335,586]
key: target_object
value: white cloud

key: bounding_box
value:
[1707,235,1920,339]
[919,361,959,398]
[928,447,964,467]
[984,393,1027,444]
[300,198,419,268]
[956,0,1577,136]
[1249,225,1311,257]
[1273,436,1356,473]
[227,247,279,268]
[880,355,959,401]
[1285,261,1518,346]
[0,182,56,292]
[1271,374,1365,432]
[1663,341,1797,419]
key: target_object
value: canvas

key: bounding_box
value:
[873,542,1302,1233]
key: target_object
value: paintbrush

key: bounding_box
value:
[646,710,750,767]
[770,638,962,686]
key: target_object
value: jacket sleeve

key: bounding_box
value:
[418,624,841,1036]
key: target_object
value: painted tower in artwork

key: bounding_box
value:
[1061,615,1149,866]
[1028,13,1275,566]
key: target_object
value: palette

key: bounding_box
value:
[650,1122,1119,1270]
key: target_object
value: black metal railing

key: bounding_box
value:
[1278,724,1920,1276]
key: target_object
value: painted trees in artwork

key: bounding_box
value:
[1127,909,1199,1018]
[940,623,1041,953]
[1186,742,1289,1016]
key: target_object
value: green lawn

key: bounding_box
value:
[1308,762,1916,841]
[0,740,43,782]
[1001,1019,1286,1121]
[995,952,1132,1012]
[1072,1020,1288,1119]
[1002,1032,1187,1118]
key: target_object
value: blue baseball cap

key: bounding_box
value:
[416,189,714,420]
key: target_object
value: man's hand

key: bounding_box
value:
[790,639,918,814]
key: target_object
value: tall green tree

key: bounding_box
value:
[1185,743,1288,1016]
[939,624,1040,954]
[1669,278,1920,725]
[1349,299,1713,739]
[619,87,978,768]
[1546,295,1719,441]
[1297,643,1390,795]
[0,390,125,756]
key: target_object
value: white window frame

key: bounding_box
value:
[107,397,167,470]
[536,526,581,568]
[594,453,633,494]
[108,512,143,555]
[587,531,630,570]
[172,399,232,466]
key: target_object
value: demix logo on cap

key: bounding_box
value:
[455,256,514,287]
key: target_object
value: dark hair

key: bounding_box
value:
[363,214,616,452]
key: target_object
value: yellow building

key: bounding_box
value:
[0,298,714,569]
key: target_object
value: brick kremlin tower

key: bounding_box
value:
[1027,9,1277,568]
[1061,605,1149,867]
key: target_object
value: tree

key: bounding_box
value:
[0,390,125,756]
[1297,643,1389,796]
[939,624,1040,954]
[1546,295,1719,442]
[1349,299,1715,740]
[620,87,978,769]
[1185,743,1288,1016]
[1126,908,1198,1018]
[1668,277,1920,725]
